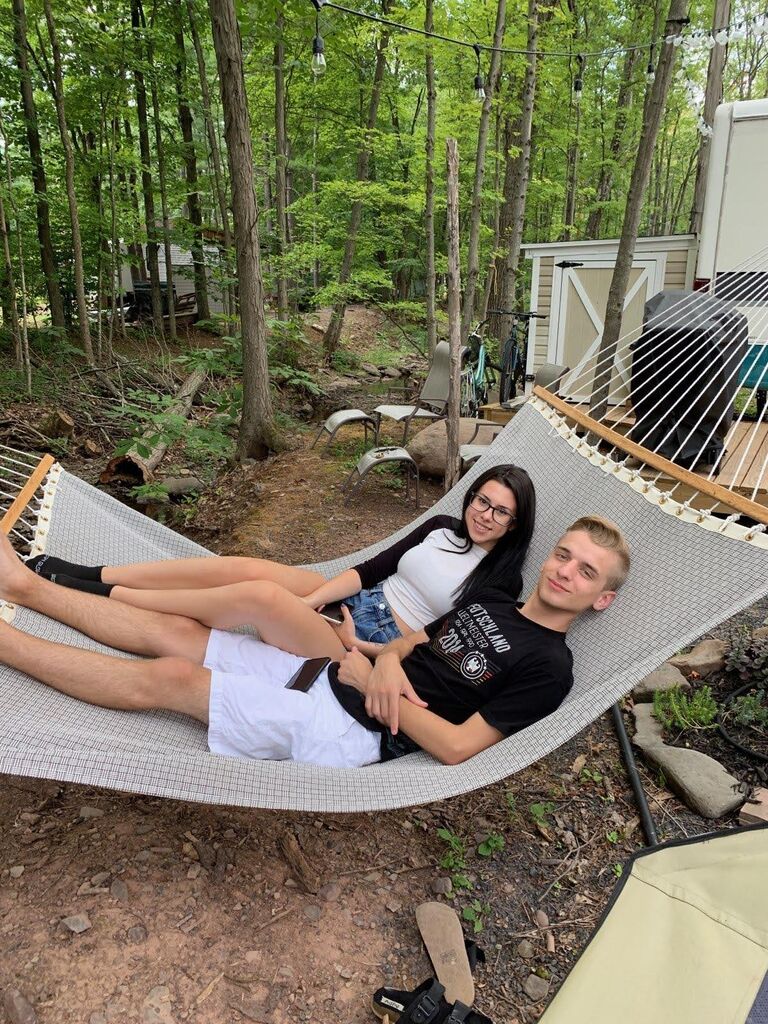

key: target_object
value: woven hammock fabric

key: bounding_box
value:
[3,401,768,812]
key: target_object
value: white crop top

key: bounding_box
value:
[381,528,486,631]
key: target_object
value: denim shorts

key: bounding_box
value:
[344,584,403,645]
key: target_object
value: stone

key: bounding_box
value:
[632,704,743,818]
[3,988,37,1024]
[407,418,494,478]
[668,639,727,678]
[110,879,128,902]
[752,626,768,642]
[141,985,174,1024]
[303,904,322,922]
[431,876,453,895]
[523,974,550,1002]
[381,366,401,379]
[79,806,105,820]
[739,787,768,825]
[9,865,24,878]
[516,939,535,959]
[62,913,92,934]
[361,363,380,377]
[127,924,148,943]
[318,882,341,902]
[632,663,690,702]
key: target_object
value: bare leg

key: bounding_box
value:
[111,580,346,660]
[102,556,325,596]
[0,619,211,722]
[1,533,209,662]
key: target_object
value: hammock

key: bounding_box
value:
[2,248,768,812]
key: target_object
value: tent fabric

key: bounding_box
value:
[2,400,768,811]
[540,825,768,1024]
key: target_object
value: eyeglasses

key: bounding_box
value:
[469,492,516,526]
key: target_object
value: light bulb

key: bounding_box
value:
[672,34,683,46]
[715,28,729,44]
[705,34,716,48]
[311,35,326,75]
[645,64,656,85]
[474,74,486,103]
[572,78,583,103]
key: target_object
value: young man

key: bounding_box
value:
[0,517,629,768]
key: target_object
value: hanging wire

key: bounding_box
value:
[306,2,767,61]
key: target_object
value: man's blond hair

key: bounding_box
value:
[565,516,630,590]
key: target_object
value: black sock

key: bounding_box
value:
[26,555,104,582]
[50,573,114,598]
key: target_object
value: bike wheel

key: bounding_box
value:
[499,338,519,404]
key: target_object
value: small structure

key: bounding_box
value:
[120,243,226,316]
[521,234,697,401]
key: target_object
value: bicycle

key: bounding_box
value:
[460,318,497,417]
[488,309,547,405]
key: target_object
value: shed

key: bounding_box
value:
[522,234,697,402]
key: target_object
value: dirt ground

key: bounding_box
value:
[0,310,752,1023]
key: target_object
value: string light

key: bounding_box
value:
[472,43,486,103]
[572,53,584,104]
[304,3,768,74]
[310,0,327,76]
[645,43,656,85]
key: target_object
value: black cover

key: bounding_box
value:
[629,289,749,469]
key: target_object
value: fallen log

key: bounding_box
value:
[100,368,208,485]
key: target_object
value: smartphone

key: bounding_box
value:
[317,601,345,625]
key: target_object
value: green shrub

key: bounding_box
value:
[731,689,768,729]
[724,631,768,686]
[652,685,718,733]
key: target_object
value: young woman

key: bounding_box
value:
[30,465,535,662]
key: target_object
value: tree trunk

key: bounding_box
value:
[689,0,730,235]
[585,15,642,239]
[43,0,94,363]
[208,0,275,458]
[175,20,210,321]
[424,0,437,356]
[187,0,233,316]
[121,116,149,281]
[0,109,32,391]
[273,11,291,319]
[321,6,390,360]
[459,0,507,344]
[488,0,539,344]
[148,28,177,342]
[11,0,65,330]
[131,0,163,333]
[590,0,688,420]
[0,196,21,368]
[445,139,462,492]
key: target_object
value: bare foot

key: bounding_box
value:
[0,532,36,604]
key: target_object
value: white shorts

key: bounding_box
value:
[204,629,381,768]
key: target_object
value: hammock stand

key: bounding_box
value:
[3,254,768,813]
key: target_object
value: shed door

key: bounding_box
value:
[552,258,665,403]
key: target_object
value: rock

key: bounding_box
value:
[318,881,342,903]
[361,363,381,377]
[110,879,128,902]
[127,924,148,943]
[9,865,24,878]
[381,366,401,378]
[91,872,110,887]
[752,626,768,642]
[739,787,768,825]
[79,806,104,820]
[141,986,174,1024]
[3,988,37,1024]
[632,704,743,818]
[632,662,690,702]
[669,639,727,678]
[523,974,551,1002]
[303,904,322,922]
[408,418,493,478]
[430,876,453,895]
[516,939,535,959]
[62,913,92,934]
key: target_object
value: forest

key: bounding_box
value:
[1,0,767,462]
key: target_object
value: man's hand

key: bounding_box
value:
[364,652,427,735]
[336,647,374,693]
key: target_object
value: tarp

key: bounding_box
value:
[540,825,768,1024]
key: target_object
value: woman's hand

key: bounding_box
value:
[331,604,358,650]
[336,647,374,693]
[364,652,428,735]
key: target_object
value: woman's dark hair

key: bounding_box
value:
[449,464,536,603]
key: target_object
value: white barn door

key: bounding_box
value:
[550,257,666,403]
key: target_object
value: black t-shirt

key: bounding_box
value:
[328,590,573,759]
